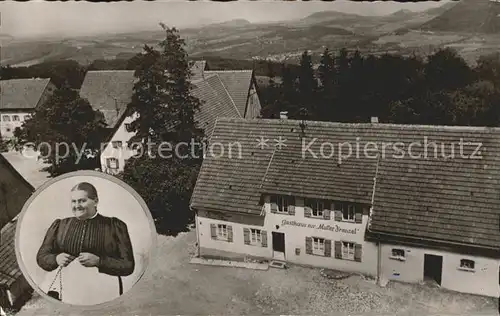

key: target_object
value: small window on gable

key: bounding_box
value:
[112,141,122,149]
[124,123,131,132]
[106,157,119,170]
[460,259,475,271]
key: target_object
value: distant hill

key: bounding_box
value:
[206,19,252,28]
[420,0,500,33]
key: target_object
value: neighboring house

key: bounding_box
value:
[79,61,262,175]
[0,153,35,310]
[0,78,56,140]
[189,116,500,298]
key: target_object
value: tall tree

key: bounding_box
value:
[297,50,318,119]
[120,24,204,235]
[14,85,106,176]
[317,48,336,121]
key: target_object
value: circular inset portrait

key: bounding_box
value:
[15,170,156,307]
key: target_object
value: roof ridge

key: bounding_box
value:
[85,70,134,73]
[0,78,51,82]
[205,70,252,73]
[214,117,500,132]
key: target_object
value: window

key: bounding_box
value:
[112,141,122,149]
[459,259,475,270]
[250,229,261,244]
[276,196,289,213]
[24,115,30,120]
[12,115,19,121]
[124,123,131,132]
[2,115,10,122]
[306,199,324,217]
[338,203,355,221]
[217,224,228,239]
[106,157,119,169]
[313,237,325,255]
[342,241,355,260]
[391,248,406,261]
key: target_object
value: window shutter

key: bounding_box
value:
[324,239,332,257]
[210,224,217,239]
[305,237,312,254]
[355,213,363,223]
[227,225,233,242]
[288,205,295,215]
[323,210,331,220]
[334,241,342,259]
[270,203,278,213]
[243,228,250,245]
[354,243,362,262]
[334,210,342,221]
[304,206,312,218]
[261,230,267,247]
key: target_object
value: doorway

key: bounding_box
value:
[424,254,443,285]
[272,232,285,260]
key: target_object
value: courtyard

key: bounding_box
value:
[16,230,498,316]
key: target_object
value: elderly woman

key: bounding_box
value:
[37,182,135,305]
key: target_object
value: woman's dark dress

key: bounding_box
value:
[36,214,135,302]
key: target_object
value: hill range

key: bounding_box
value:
[1,0,499,67]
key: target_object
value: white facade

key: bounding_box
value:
[380,243,500,297]
[196,194,500,298]
[197,195,378,277]
[100,113,138,174]
[0,112,32,139]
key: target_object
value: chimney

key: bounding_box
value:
[371,116,379,124]
[280,111,288,120]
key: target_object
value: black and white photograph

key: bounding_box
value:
[14,171,155,307]
[0,0,500,315]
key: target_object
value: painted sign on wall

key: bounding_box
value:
[281,219,359,234]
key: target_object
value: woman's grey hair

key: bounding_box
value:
[71,182,98,201]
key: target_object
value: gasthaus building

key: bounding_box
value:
[190,117,500,298]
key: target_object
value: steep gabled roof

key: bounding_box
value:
[79,70,136,128]
[204,70,253,118]
[191,74,242,137]
[0,78,52,110]
[190,118,500,250]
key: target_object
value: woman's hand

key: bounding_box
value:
[56,253,76,267]
[78,253,100,267]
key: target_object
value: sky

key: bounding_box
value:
[0,0,451,38]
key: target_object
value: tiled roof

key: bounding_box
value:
[0,78,51,110]
[79,70,136,127]
[190,118,500,249]
[191,74,241,137]
[0,153,35,287]
[204,70,253,118]
[0,218,21,287]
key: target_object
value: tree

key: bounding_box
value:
[297,50,318,119]
[120,24,205,235]
[0,133,8,153]
[317,48,336,121]
[424,47,474,92]
[14,85,106,177]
